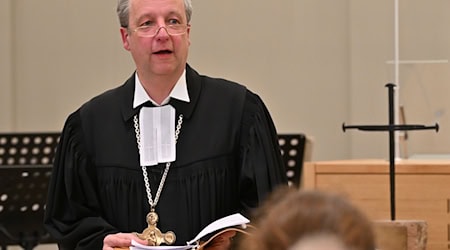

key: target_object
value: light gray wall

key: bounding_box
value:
[0,0,13,131]
[349,0,450,159]
[10,1,134,133]
[188,0,351,161]
[1,0,449,162]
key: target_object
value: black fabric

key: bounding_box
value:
[44,65,287,249]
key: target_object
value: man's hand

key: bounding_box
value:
[103,232,148,250]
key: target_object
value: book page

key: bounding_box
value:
[186,213,250,245]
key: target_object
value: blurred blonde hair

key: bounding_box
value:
[239,186,376,250]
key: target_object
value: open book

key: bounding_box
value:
[129,213,250,250]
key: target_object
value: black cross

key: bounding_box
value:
[342,83,439,221]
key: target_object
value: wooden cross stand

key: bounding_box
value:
[342,83,439,220]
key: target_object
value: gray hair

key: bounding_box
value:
[117,0,193,28]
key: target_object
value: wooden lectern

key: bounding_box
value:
[302,159,450,250]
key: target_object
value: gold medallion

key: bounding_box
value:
[136,210,176,246]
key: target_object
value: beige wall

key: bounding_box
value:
[349,0,450,159]
[0,0,13,131]
[189,0,351,160]
[11,1,135,133]
[1,0,449,162]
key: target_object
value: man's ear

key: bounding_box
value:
[120,27,131,51]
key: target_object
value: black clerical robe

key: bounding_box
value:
[44,65,287,249]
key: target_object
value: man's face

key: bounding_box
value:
[120,0,190,78]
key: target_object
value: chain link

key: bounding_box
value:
[134,114,183,210]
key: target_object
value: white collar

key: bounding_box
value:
[133,69,190,108]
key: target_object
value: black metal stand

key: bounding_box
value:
[278,134,307,187]
[343,83,438,220]
[0,165,55,250]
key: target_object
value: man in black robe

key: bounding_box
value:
[44,0,287,249]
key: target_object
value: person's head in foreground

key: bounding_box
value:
[239,186,376,250]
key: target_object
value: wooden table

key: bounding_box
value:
[303,159,450,250]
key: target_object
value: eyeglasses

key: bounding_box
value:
[132,24,189,37]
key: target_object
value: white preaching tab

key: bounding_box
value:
[139,105,176,166]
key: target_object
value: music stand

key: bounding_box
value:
[0,133,60,166]
[0,165,55,250]
[278,134,306,187]
[0,133,60,250]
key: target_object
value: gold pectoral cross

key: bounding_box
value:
[136,210,176,246]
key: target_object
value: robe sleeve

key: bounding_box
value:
[239,91,288,213]
[44,110,119,249]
